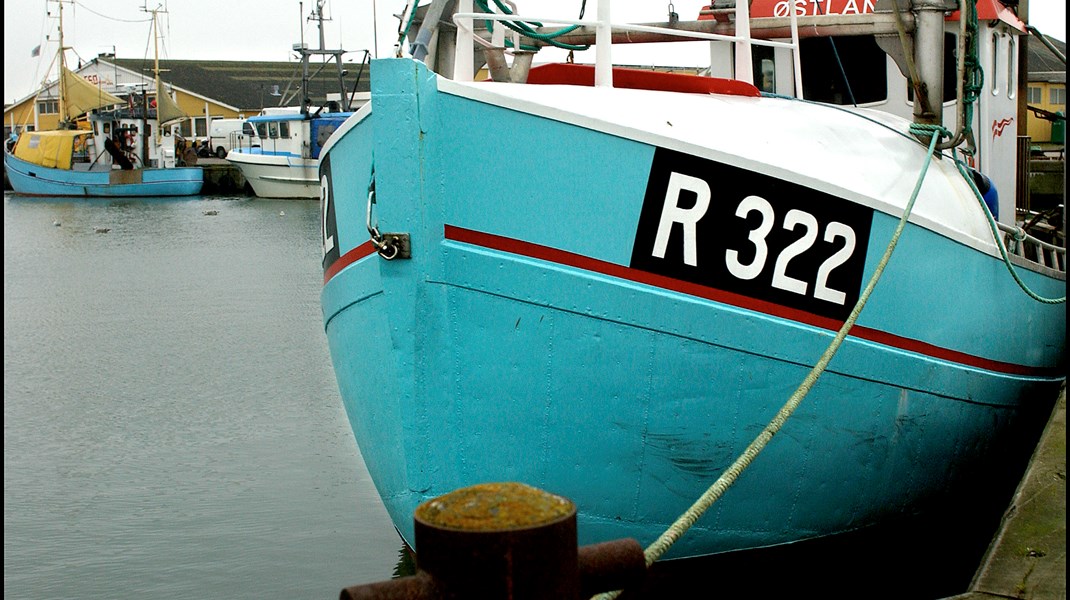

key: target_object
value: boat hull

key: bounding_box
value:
[319,59,1065,560]
[227,150,319,199]
[4,150,203,197]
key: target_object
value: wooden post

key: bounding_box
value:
[340,482,646,600]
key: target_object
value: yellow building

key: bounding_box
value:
[1025,36,1066,144]
[5,53,371,143]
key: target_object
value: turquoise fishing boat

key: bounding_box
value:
[318,0,1065,566]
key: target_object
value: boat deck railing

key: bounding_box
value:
[999,221,1067,273]
[451,0,802,95]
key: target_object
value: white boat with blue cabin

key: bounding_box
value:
[318,0,1065,576]
[227,106,360,199]
[4,2,202,198]
[226,1,368,199]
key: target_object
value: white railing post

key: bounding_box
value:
[454,0,475,81]
[734,0,753,84]
[790,1,803,98]
[595,0,613,87]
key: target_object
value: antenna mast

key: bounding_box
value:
[52,0,72,125]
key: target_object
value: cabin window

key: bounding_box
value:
[279,122,290,138]
[242,122,256,136]
[751,46,777,93]
[1051,87,1066,105]
[72,135,91,163]
[799,35,887,105]
[1006,37,1016,98]
[990,33,1000,96]
[36,100,59,114]
[906,33,958,105]
[268,122,279,139]
[103,123,111,135]
[1028,86,1042,104]
[255,122,268,138]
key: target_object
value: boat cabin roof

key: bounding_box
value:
[247,112,354,123]
[12,129,92,170]
[716,0,1025,31]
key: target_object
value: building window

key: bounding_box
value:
[1028,86,1042,104]
[37,99,59,114]
[1051,87,1066,106]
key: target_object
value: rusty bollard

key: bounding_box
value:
[341,482,647,600]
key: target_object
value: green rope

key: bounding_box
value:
[953,159,1065,304]
[957,0,983,154]
[592,125,952,600]
[476,0,590,51]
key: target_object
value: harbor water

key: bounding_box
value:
[3,193,404,598]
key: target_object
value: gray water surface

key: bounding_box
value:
[4,194,401,599]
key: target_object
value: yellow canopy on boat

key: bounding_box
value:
[13,129,92,170]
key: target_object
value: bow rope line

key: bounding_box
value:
[592,123,951,600]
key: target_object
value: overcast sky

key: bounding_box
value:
[4,0,1067,105]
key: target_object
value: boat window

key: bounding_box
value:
[279,122,290,138]
[752,45,776,94]
[991,33,1000,96]
[103,123,111,135]
[268,122,279,139]
[72,135,91,163]
[255,122,268,138]
[242,122,256,136]
[905,33,958,106]
[1007,37,1016,98]
[799,35,887,105]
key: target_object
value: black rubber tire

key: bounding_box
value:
[216,146,227,159]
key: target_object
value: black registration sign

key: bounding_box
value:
[631,148,874,321]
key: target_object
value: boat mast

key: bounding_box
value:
[300,2,310,117]
[150,4,163,145]
[54,0,70,127]
[297,0,351,117]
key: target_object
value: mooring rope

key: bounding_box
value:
[953,159,1066,304]
[591,123,951,600]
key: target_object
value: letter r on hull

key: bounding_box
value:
[652,172,711,266]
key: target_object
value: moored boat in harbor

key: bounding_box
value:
[4,2,202,198]
[318,0,1065,569]
[226,1,368,199]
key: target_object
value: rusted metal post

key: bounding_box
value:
[340,482,646,600]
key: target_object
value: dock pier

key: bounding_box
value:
[196,158,250,196]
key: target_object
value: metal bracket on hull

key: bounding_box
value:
[378,233,412,260]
